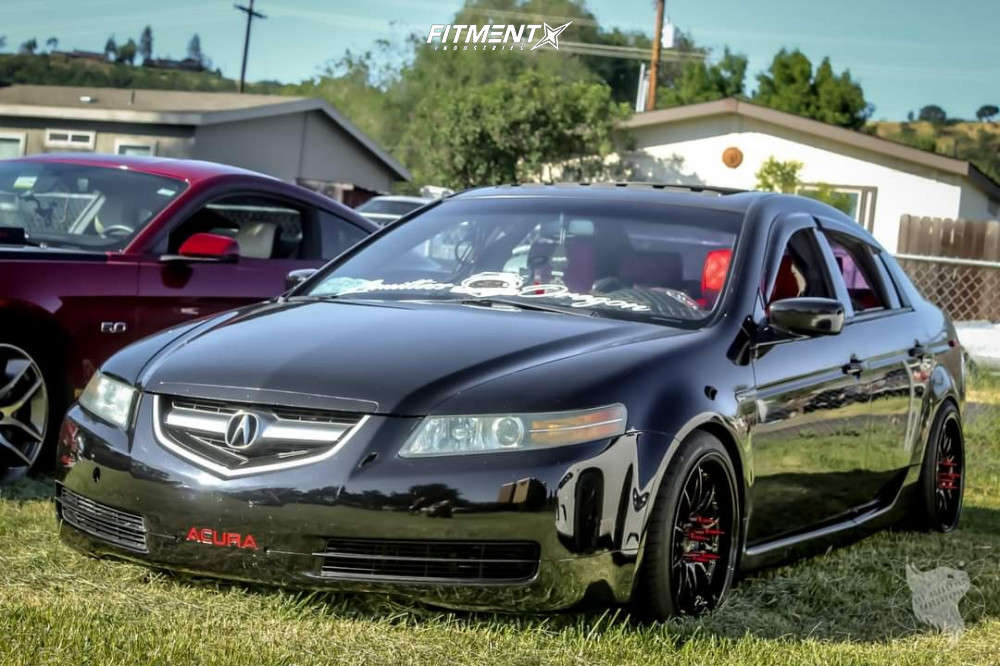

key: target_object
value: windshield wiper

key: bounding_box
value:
[455,297,596,317]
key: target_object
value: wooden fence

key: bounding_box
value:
[897,215,1000,261]
[896,215,1000,322]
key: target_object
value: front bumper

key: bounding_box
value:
[55,396,672,611]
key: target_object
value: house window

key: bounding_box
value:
[45,129,96,150]
[0,133,26,158]
[114,140,156,156]
[798,184,878,232]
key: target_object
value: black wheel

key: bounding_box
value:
[0,338,64,482]
[635,431,739,619]
[915,402,964,532]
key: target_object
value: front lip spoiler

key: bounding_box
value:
[151,394,372,478]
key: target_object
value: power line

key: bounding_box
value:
[234,0,266,93]
[559,41,702,62]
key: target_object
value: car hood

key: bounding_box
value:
[135,299,687,415]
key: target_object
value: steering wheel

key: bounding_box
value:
[100,225,135,238]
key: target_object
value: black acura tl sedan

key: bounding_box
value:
[53,184,965,618]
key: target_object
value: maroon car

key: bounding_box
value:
[0,154,376,479]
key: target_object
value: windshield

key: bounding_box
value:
[0,161,187,250]
[356,198,427,216]
[307,197,742,326]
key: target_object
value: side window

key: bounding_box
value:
[823,232,887,313]
[317,210,369,260]
[768,229,833,305]
[169,195,304,259]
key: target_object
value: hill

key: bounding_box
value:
[868,119,1000,183]
[0,53,252,93]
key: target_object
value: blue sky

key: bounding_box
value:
[4,0,998,120]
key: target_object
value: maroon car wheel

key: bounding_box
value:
[0,342,50,479]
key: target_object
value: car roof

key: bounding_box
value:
[13,153,272,184]
[450,183,764,214]
[365,195,433,204]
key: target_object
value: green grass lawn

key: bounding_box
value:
[2,383,999,665]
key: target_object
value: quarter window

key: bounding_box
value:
[317,210,368,259]
[823,232,886,313]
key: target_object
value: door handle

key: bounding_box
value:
[842,357,865,377]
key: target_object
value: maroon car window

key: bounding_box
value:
[0,161,186,250]
[317,210,369,260]
[306,197,742,326]
[169,195,306,260]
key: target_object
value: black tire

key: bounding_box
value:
[914,402,964,532]
[635,431,740,620]
[0,333,65,482]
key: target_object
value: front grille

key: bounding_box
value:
[155,395,366,474]
[59,487,148,552]
[317,538,540,583]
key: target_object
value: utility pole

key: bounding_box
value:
[645,0,665,112]
[234,0,266,93]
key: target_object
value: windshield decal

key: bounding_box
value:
[317,272,656,312]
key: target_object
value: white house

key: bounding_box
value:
[619,98,1000,253]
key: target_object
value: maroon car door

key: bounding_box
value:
[134,192,368,339]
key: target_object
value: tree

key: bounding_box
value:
[400,70,629,189]
[657,47,747,107]
[800,182,853,216]
[0,36,6,51]
[187,34,203,64]
[45,36,58,52]
[976,104,998,123]
[753,49,870,129]
[139,26,153,62]
[918,105,947,124]
[104,36,118,60]
[117,38,137,65]
[755,156,802,193]
[755,156,854,215]
[18,38,37,55]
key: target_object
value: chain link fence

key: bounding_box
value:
[896,254,1000,322]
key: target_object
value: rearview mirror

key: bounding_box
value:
[161,233,239,263]
[285,268,317,292]
[769,297,844,337]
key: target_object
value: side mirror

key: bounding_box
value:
[285,268,317,291]
[769,297,845,337]
[161,233,239,263]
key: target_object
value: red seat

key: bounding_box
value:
[770,256,801,303]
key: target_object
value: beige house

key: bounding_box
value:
[619,99,1000,252]
[0,85,410,205]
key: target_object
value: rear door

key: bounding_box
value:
[747,217,874,545]
[818,223,922,495]
[135,191,368,337]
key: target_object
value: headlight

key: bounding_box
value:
[399,404,626,457]
[79,372,138,429]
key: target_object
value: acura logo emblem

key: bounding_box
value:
[224,411,261,450]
